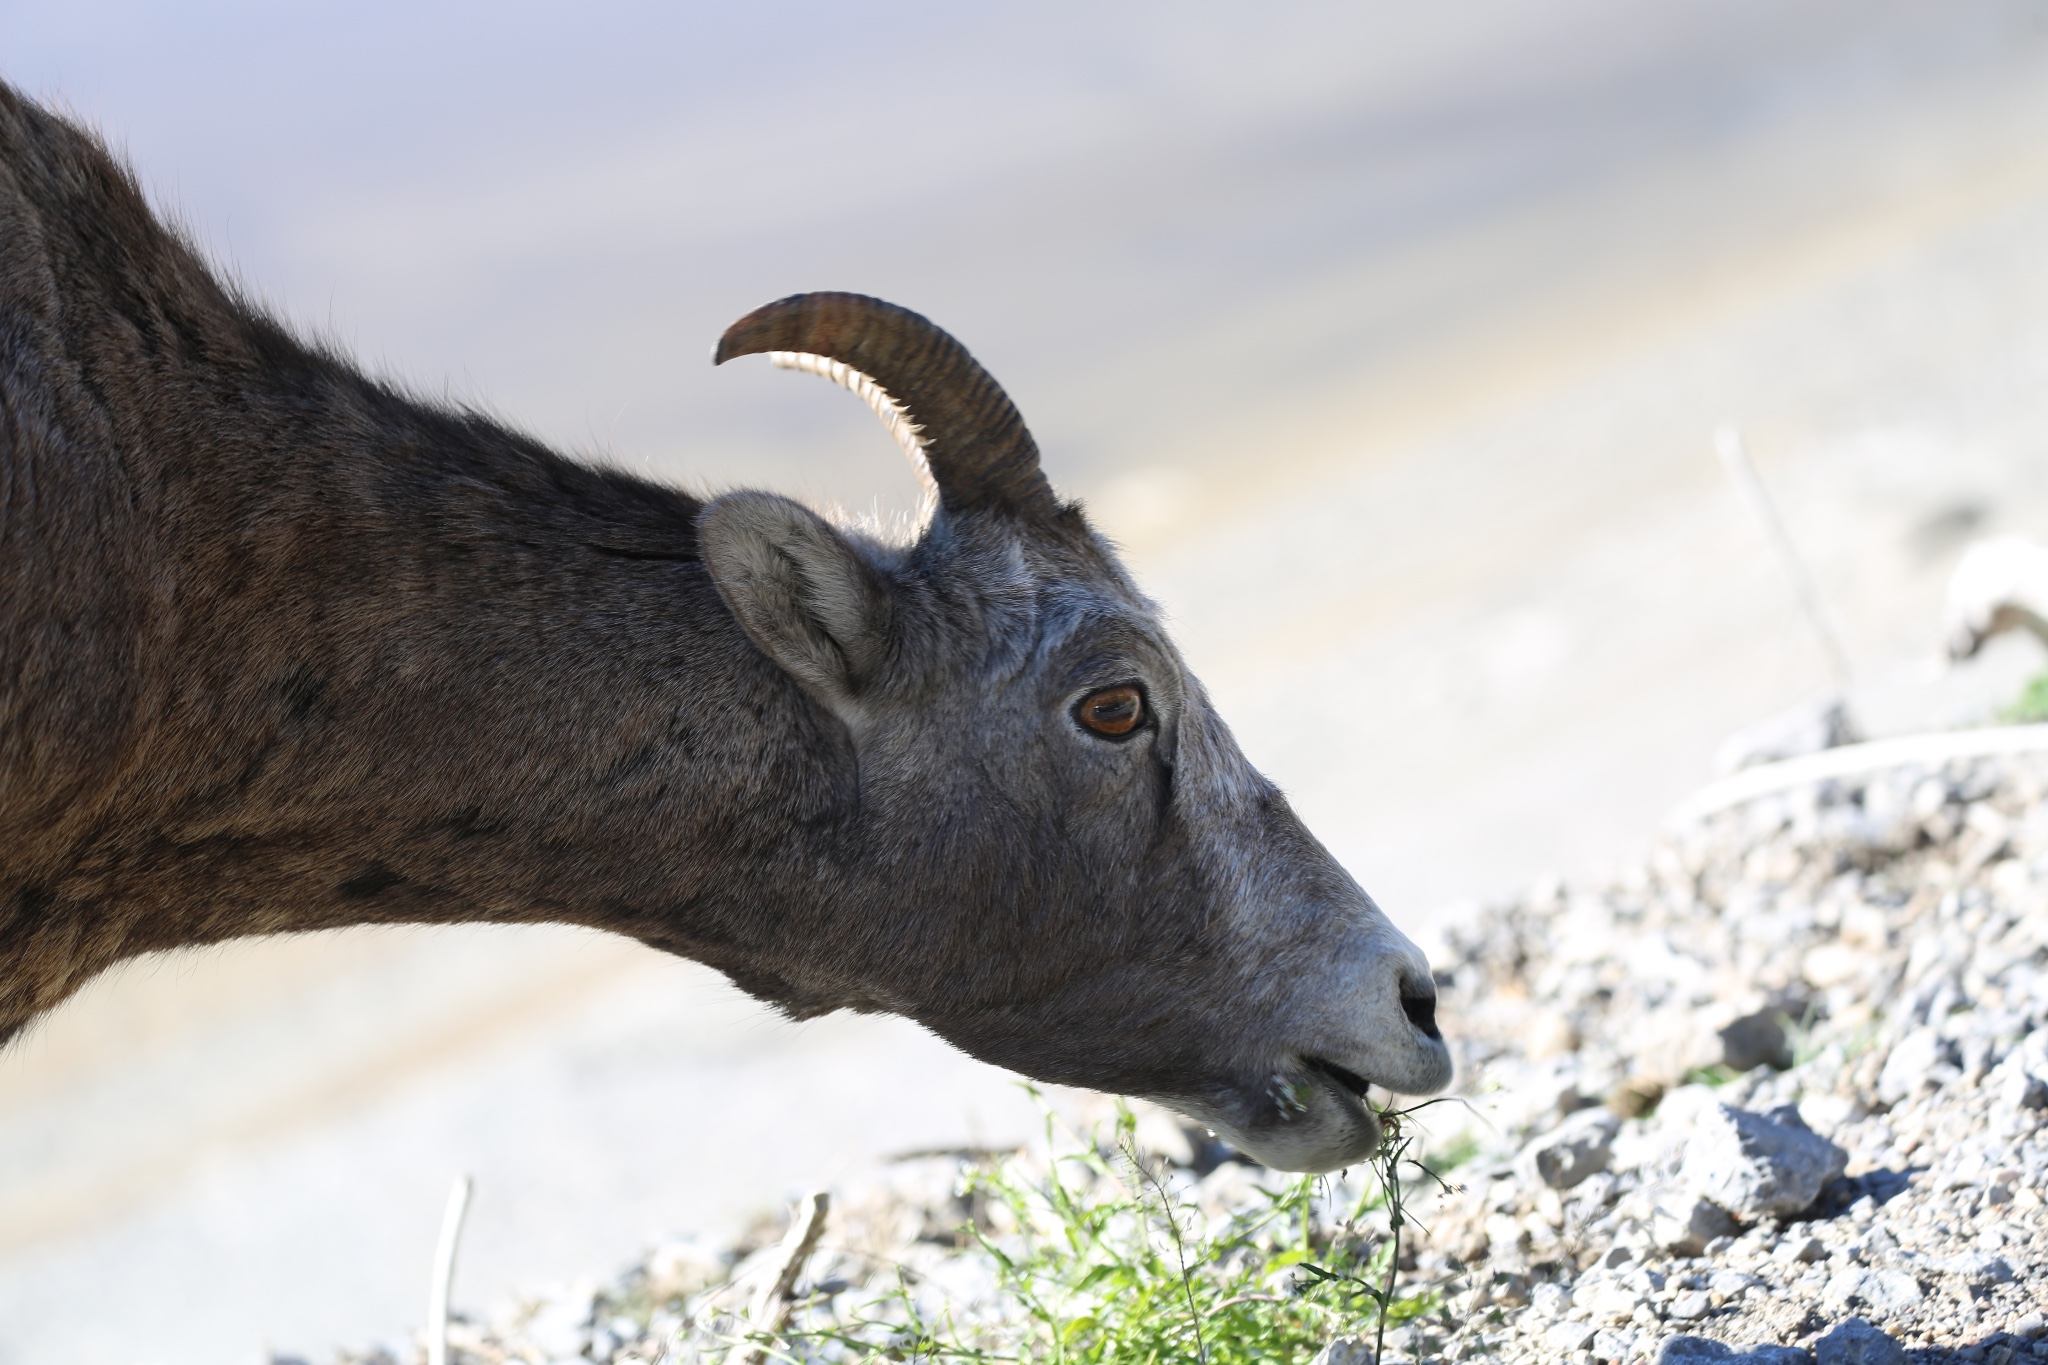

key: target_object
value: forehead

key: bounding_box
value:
[939,516,1179,686]
[1028,574,1175,686]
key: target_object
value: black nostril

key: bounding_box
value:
[1401,990,1441,1040]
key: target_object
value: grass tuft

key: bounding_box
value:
[760,1092,1460,1364]
[2001,668,2048,724]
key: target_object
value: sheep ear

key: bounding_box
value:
[697,492,892,707]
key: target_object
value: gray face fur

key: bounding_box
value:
[0,86,1449,1172]
[695,487,1451,1169]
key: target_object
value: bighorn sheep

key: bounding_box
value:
[0,85,1449,1172]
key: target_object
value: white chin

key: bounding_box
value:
[1166,1072,1383,1174]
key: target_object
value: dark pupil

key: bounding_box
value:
[1087,690,1141,733]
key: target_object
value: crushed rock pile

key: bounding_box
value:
[1405,750,2048,1364]
[319,751,2048,1365]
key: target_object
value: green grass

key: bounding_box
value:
[763,1097,1458,1364]
[1682,1063,1740,1089]
[2001,668,2048,724]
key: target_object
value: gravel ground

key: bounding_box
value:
[316,747,2048,1365]
[1403,749,2048,1365]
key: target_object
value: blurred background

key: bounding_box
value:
[8,2,2048,1359]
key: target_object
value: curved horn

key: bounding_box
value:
[714,292,1057,519]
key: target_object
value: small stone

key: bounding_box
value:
[520,1285,596,1361]
[1657,1336,1732,1362]
[1491,1271,1532,1306]
[1861,1268,1924,1312]
[1520,1109,1622,1191]
[1774,1236,1826,1265]
[1681,1104,1847,1219]
[1592,1327,1639,1362]
[1708,1270,1763,1299]
[1730,1348,1810,1365]
[2001,1067,2048,1112]
[644,1239,726,1298]
[1823,1267,1869,1310]
[1802,943,1865,988]
[1527,1007,1584,1058]
[1309,1336,1374,1365]
[1932,1252,2014,1284]
[1530,1282,1575,1319]
[1655,1196,1741,1256]
[1584,1280,1648,1320]
[1669,1290,1712,1320]
[1547,1320,1599,1353]
[1485,1213,1531,1259]
[2009,1313,2047,1339]
[1610,1077,1667,1118]
[1876,1029,1960,1106]
[1812,1317,1906,1365]
[1719,1011,1794,1072]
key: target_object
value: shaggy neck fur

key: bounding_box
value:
[0,87,855,1040]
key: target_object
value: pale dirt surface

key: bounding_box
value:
[7,4,2048,1361]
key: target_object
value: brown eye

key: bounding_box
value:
[1077,685,1145,738]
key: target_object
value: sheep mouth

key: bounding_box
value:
[1305,1056,1373,1099]
[1151,1060,1383,1173]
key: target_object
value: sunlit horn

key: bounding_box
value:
[715,292,1056,519]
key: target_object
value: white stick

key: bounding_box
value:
[427,1174,473,1365]
[731,1191,831,1365]
[1667,722,2048,826]
[1714,425,1854,692]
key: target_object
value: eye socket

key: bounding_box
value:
[1076,684,1145,738]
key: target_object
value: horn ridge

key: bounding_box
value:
[714,292,1056,518]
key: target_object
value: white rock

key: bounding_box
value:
[1546,1319,1599,1353]
[1929,1251,2013,1284]
[1733,1349,1811,1365]
[644,1238,726,1298]
[1668,1290,1711,1320]
[1582,1280,1647,1321]
[1707,1269,1764,1299]
[1682,1104,1847,1218]
[1773,1235,1826,1266]
[1591,1327,1638,1363]
[1877,1029,1960,1105]
[1821,1267,1868,1311]
[1309,1336,1374,1365]
[1653,1195,1740,1255]
[1812,1317,1906,1365]
[1996,1061,2048,1112]
[1860,1268,1924,1312]
[1822,1266,1923,1315]
[518,1284,596,1362]
[1519,1109,1621,1190]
